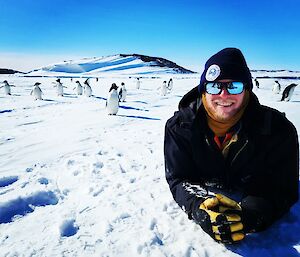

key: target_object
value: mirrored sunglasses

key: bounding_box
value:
[205,81,245,95]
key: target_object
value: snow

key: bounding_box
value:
[0,73,299,257]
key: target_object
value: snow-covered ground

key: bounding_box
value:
[0,74,299,257]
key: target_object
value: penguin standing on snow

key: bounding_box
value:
[0,80,15,95]
[54,78,66,96]
[280,83,298,101]
[167,78,173,92]
[118,82,127,102]
[106,83,119,115]
[272,80,281,94]
[136,78,141,89]
[73,81,83,95]
[254,78,259,89]
[83,79,92,97]
[30,82,43,100]
[160,81,167,96]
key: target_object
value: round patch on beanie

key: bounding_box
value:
[205,64,220,81]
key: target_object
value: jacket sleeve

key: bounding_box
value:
[242,118,299,232]
[164,112,210,218]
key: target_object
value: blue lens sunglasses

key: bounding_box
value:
[205,81,245,95]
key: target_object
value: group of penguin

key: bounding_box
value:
[157,78,173,96]
[0,78,93,100]
[253,78,298,101]
[270,80,298,101]
[0,77,129,115]
[31,78,93,100]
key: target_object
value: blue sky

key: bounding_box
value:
[0,0,299,72]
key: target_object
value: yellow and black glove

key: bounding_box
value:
[192,194,245,244]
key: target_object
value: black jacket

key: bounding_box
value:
[164,86,299,231]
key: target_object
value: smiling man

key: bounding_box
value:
[164,48,299,243]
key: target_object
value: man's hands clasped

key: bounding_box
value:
[193,194,245,243]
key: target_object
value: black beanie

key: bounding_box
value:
[198,48,253,94]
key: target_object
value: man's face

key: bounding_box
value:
[204,80,245,122]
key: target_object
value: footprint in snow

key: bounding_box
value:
[38,177,49,185]
[0,191,59,224]
[60,219,79,237]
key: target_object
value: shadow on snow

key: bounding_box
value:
[0,109,13,114]
[227,184,300,257]
[117,114,160,120]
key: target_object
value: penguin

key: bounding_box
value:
[160,81,167,96]
[254,78,259,89]
[109,83,118,92]
[30,82,43,100]
[272,80,281,94]
[83,79,92,97]
[73,81,83,95]
[280,83,298,101]
[106,86,119,115]
[118,82,127,102]
[0,80,15,95]
[54,78,66,96]
[167,78,173,92]
[136,78,141,89]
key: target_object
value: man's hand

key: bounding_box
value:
[193,194,245,243]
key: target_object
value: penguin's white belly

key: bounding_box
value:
[85,86,92,97]
[273,85,280,94]
[77,86,83,95]
[57,86,64,96]
[107,95,119,114]
[4,85,11,95]
[161,85,167,96]
[33,88,42,99]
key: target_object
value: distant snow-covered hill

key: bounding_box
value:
[21,54,300,79]
[26,54,195,77]
[251,69,300,79]
[0,68,23,74]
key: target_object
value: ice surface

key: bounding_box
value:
[0,74,299,256]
